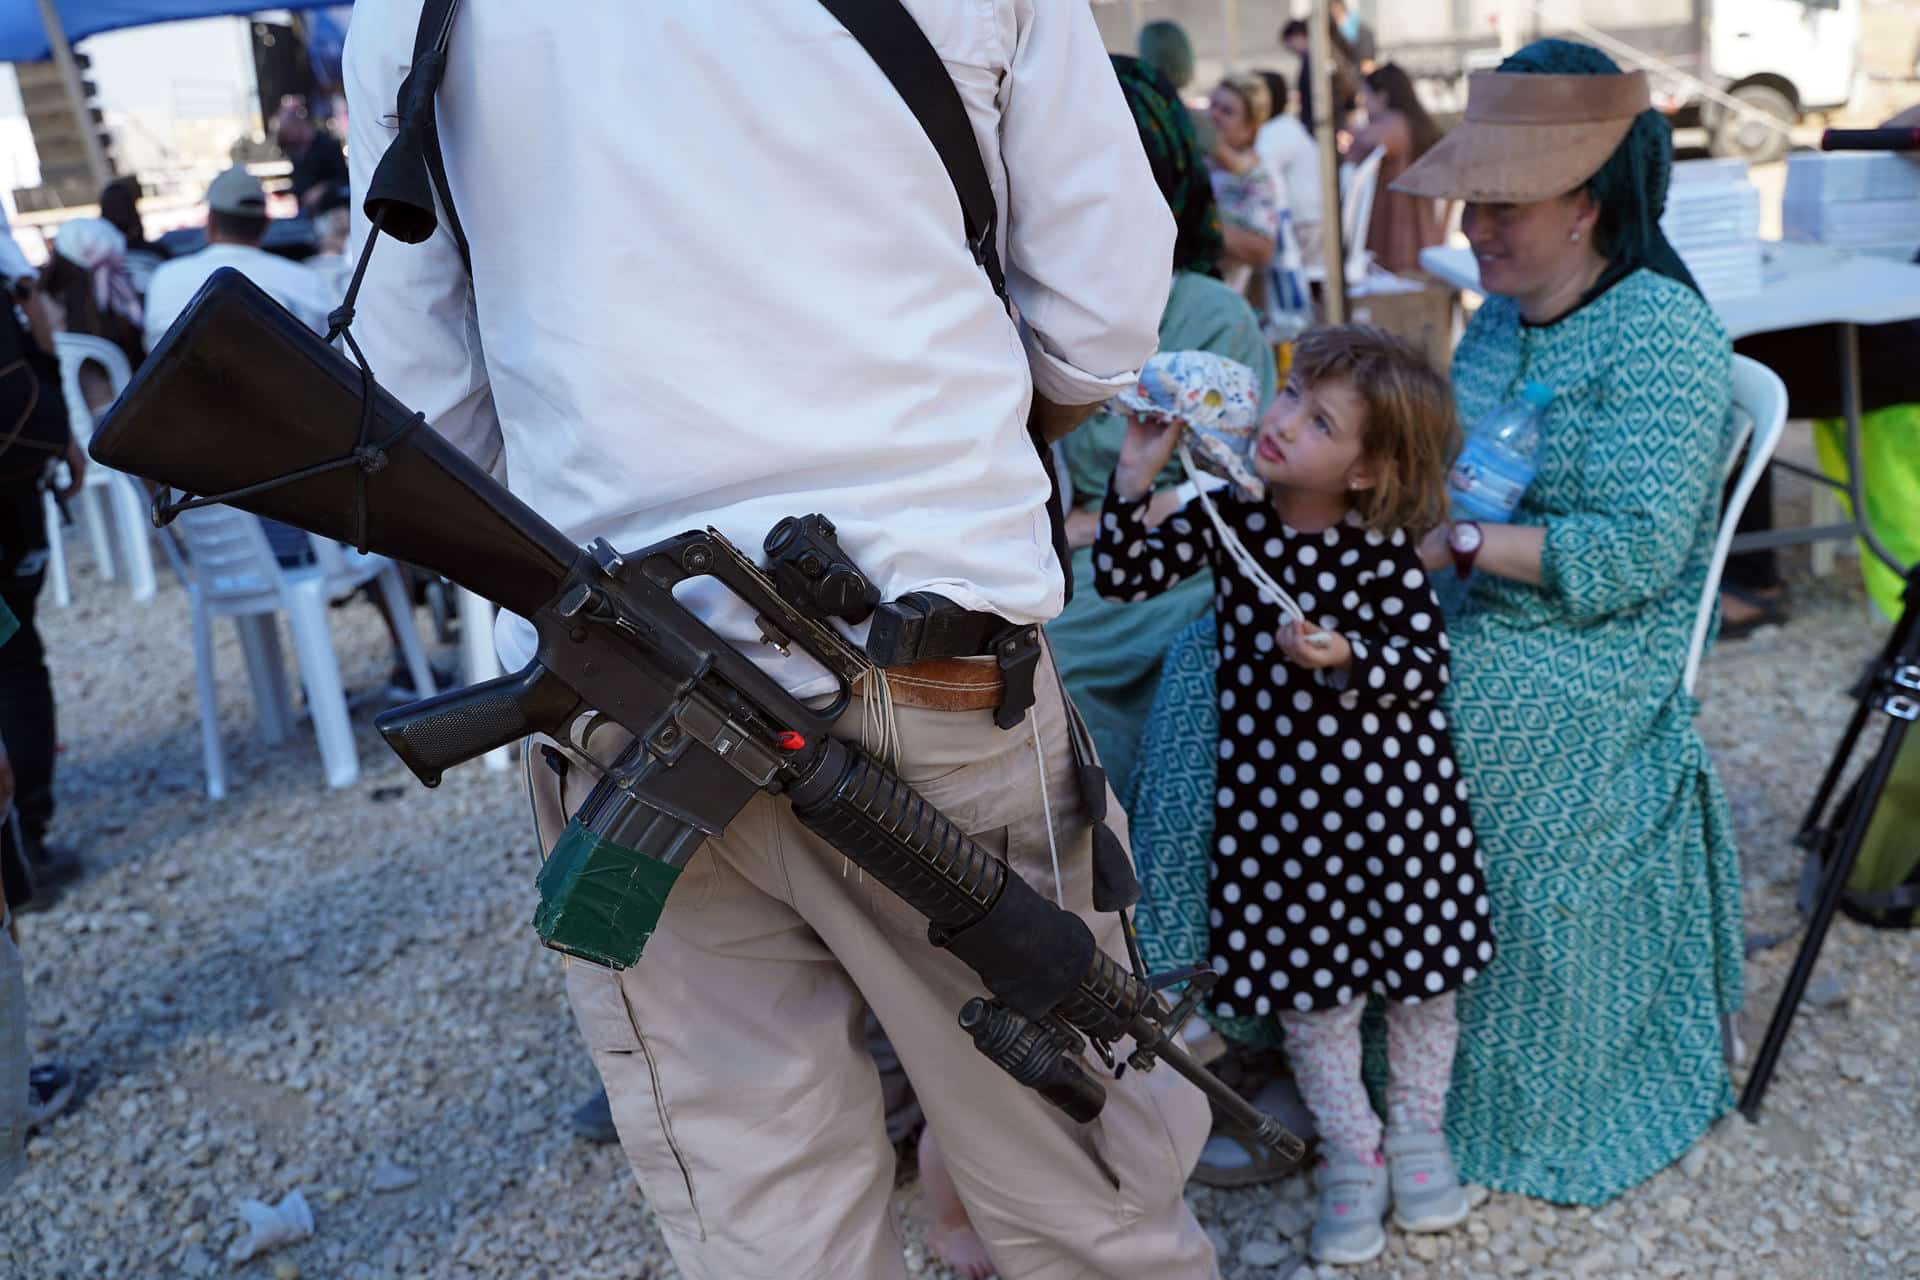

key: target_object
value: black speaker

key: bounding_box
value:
[250,21,315,128]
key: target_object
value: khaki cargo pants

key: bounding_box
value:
[532,652,1218,1280]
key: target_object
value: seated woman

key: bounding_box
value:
[39,218,145,416]
[1205,74,1283,288]
[1349,64,1447,276]
[1392,39,1743,1204]
[1052,57,1277,800]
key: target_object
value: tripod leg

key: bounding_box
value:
[1739,715,1910,1119]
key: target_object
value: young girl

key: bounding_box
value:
[1095,326,1495,1266]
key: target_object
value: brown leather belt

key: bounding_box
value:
[855,657,1004,713]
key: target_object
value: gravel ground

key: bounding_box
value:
[1,544,1914,1280]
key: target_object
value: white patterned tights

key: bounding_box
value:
[1277,991,1459,1161]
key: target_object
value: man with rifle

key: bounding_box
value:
[334,2,1220,1275]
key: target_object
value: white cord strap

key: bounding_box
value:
[1176,441,1331,647]
[1029,706,1066,909]
[842,657,905,883]
[857,656,901,771]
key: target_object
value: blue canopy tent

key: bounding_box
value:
[0,1,348,63]
[2,0,352,195]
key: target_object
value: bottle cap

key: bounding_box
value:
[1519,381,1554,411]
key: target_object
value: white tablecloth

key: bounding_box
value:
[1418,241,1920,339]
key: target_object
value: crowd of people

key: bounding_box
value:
[1,4,1903,1277]
[1127,8,1449,350]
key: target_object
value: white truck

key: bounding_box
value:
[1374,0,1860,164]
[1091,0,1861,164]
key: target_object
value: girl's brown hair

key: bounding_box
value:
[1288,324,1459,535]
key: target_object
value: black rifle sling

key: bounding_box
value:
[817,0,1075,602]
[814,0,1006,304]
[361,0,471,273]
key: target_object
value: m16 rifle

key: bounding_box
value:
[90,268,1303,1161]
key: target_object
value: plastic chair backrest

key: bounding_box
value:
[1340,148,1386,283]
[308,535,393,599]
[53,333,134,447]
[1685,354,1789,695]
[171,503,387,606]
[168,504,288,608]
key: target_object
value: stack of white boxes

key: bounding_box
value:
[1783,152,1920,260]
[1661,158,1764,304]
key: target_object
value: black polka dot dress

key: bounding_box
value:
[1094,486,1494,1017]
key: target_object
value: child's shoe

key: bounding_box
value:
[1384,1125,1469,1232]
[1307,1148,1389,1265]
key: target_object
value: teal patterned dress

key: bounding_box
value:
[1443,269,1744,1205]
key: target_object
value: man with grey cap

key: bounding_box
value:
[142,166,438,696]
[143,167,333,354]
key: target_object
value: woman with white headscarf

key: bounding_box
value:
[40,218,145,414]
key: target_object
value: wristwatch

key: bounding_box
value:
[1447,521,1484,580]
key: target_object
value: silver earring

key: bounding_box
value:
[1570,231,1583,243]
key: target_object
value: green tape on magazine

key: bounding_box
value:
[533,820,682,969]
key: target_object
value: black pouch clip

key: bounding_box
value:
[865,591,936,669]
[991,623,1042,730]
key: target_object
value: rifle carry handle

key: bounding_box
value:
[376,664,581,787]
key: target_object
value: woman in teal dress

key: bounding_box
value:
[1392,41,1744,1204]
[1051,56,1276,801]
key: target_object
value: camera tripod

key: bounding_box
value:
[1740,565,1919,1117]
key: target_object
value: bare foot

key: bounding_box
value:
[917,1129,996,1277]
[926,1221,997,1279]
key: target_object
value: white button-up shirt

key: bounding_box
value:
[344,0,1172,692]
[144,242,337,353]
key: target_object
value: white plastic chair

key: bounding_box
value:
[45,333,156,604]
[1304,147,1385,288]
[456,586,511,772]
[163,504,439,798]
[1684,354,1789,695]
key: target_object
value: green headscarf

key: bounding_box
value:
[1136,21,1195,93]
[1499,39,1701,300]
[1110,54,1226,278]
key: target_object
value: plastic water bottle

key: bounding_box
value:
[1449,381,1552,523]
